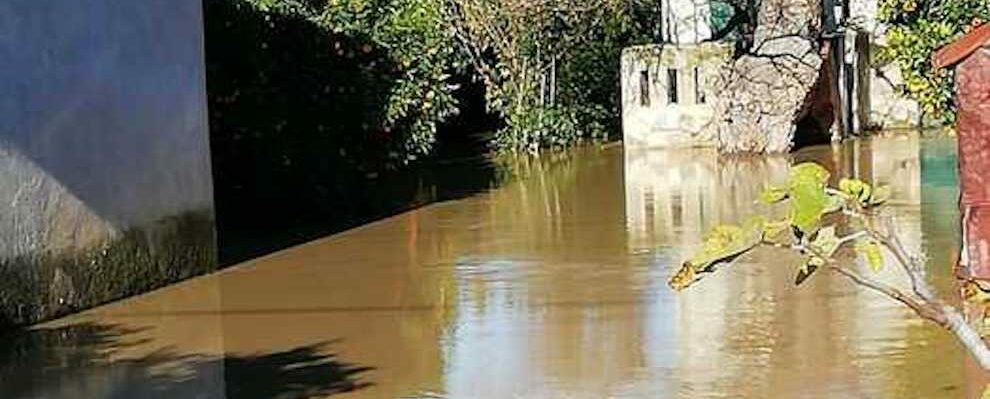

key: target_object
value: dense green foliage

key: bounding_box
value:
[205,0,483,252]
[211,0,660,160]
[445,0,656,152]
[204,0,663,250]
[877,0,990,123]
[315,0,463,157]
[243,0,463,160]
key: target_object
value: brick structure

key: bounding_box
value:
[934,24,990,280]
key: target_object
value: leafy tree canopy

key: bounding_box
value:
[877,0,990,123]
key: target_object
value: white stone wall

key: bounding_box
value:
[848,0,922,129]
[663,0,714,44]
[621,44,732,149]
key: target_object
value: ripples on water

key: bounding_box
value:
[3,135,986,398]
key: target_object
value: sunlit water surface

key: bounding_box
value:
[3,135,985,398]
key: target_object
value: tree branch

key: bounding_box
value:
[856,212,990,370]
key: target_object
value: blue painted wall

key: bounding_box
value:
[0,1,217,326]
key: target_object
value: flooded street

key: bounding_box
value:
[3,135,985,398]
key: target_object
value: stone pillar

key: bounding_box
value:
[956,47,990,280]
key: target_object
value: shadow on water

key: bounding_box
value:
[203,0,498,265]
[0,323,373,398]
[224,343,373,399]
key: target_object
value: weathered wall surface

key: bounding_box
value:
[0,1,216,327]
[621,43,732,148]
[709,0,828,153]
[956,47,990,279]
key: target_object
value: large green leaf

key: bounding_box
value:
[788,163,831,233]
[689,217,766,269]
[668,217,766,291]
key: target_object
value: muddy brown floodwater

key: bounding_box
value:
[2,135,986,398]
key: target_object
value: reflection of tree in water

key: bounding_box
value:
[223,344,372,398]
[0,323,372,398]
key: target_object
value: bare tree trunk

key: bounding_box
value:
[550,55,557,106]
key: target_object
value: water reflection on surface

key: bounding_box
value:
[3,136,986,398]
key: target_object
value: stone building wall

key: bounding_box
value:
[0,1,217,327]
[623,0,831,153]
[620,43,733,148]
[622,0,922,153]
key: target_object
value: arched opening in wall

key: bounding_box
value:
[792,55,837,150]
[793,114,833,149]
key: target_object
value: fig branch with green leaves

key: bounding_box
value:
[668,162,990,371]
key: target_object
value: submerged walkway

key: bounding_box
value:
[1,136,983,398]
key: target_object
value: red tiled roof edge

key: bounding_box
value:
[933,23,990,69]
